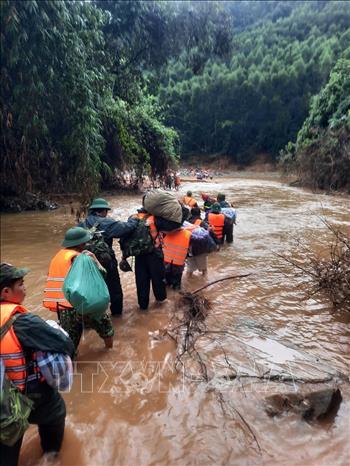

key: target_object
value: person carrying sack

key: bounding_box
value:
[43,227,114,350]
[79,198,138,316]
[127,208,167,311]
[0,263,74,466]
[217,193,235,243]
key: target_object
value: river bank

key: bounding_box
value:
[2,161,348,214]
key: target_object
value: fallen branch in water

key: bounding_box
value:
[275,220,350,311]
[171,292,211,379]
[190,273,252,294]
[172,273,251,367]
[164,266,346,453]
[220,373,335,384]
[217,391,262,455]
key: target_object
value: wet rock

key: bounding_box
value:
[265,387,342,421]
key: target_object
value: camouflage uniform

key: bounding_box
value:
[58,308,114,350]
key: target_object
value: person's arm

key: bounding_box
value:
[13,313,75,358]
[105,217,138,239]
[81,250,107,276]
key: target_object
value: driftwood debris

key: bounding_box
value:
[169,274,252,375]
[190,273,252,295]
[163,270,348,453]
[276,220,350,311]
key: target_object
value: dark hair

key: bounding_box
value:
[217,193,225,202]
[92,208,108,214]
[0,278,19,294]
[191,207,201,217]
[186,191,192,197]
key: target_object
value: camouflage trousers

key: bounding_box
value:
[58,307,114,350]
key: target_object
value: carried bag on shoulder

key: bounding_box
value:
[63,254,110,321]
[221,207,236,224]
[143,190,182,223]
[83,221,113,269]
[0,314,33,446]
[120,218,154,258]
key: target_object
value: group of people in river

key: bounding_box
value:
[162,170,181,190]
[180,167,214,180]
[0,189,236,465]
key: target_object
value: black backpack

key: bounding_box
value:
[120,218,155,258]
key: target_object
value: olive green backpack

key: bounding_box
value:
[119,218,155,258]
[0,314,33,446]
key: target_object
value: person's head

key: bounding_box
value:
[0,263,29,304]
[186,191,192,197]
[211,202,221,214]
[191,207,201,218]
[201,192,208,201]
[62,227,92,252]
[88,198,111,217]
[217,193,225,202]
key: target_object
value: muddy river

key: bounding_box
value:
[1,173,349,466]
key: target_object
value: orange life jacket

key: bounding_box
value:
[136,213,157,239]
[136,213,162,248]
[183,196,197,208]
[43,249,79,311]
[208,213,225,240]
[163,229,191,266]
[0,302,40,391]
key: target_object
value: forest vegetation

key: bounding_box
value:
[279,58,349,190]
[1,0,349,204]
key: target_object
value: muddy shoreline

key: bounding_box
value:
[1,168,348,214]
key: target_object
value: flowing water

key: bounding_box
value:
[1,173,349,466]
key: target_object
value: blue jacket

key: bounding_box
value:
[219,200,230,208]
[81,214,138,248]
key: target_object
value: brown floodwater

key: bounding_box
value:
[1,173,350,466]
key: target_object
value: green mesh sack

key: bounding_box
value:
[63,254,110,321]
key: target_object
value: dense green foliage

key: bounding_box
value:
[1,0,349,201]
[0,0,179,199]
[1,0,108,196]
[280,58,350,190]
[159,1,350,163]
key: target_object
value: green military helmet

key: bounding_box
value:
[211,202,221,213]
[89,198,111,211]
[62,227,92,248]
[0,263,30,288]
